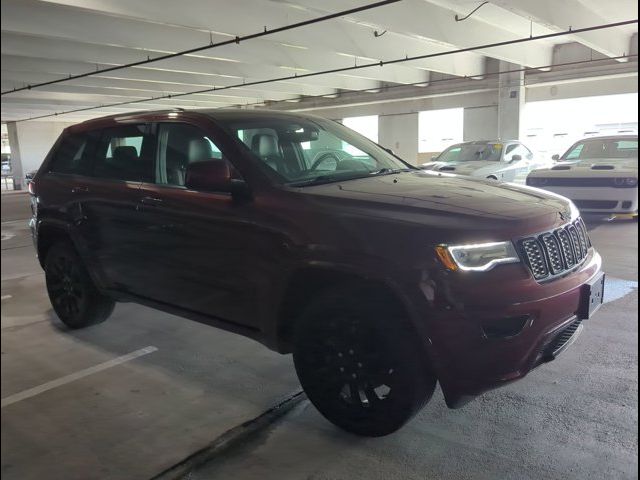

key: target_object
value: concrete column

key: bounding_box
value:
[497,61,524,141]
[463,106,498,141]
[6,121,73,189]
[378,113,419,165]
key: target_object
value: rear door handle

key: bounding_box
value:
[140,196,163,205]
[71,186,89,194]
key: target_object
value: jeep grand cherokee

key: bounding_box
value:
[29,109,604,436]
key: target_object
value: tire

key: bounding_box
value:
[293,286,436,436]
[44,241,115,329]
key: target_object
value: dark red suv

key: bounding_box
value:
[29,109,604,436]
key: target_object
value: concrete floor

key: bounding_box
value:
[1,192,638,480]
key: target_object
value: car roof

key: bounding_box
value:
[69,108,330,132]
[450,140,519,146]
[574,135,638,141]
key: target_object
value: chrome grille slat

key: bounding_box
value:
[556,228,576,267]
[520,219,591,282]
[576,219,590,251]
[522,238,548,279]
[541,233,563,274]
[568,225,583,260]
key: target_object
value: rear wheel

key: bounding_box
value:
[293,286,436,436]
[45,242,114,329]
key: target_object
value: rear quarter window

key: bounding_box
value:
[48,132,96,175]
[92,124,154,182]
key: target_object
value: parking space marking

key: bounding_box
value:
[1,295,11,301]
[1,346,158,408]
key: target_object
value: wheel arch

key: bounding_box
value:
[36,221,74,268]
[274,265,421,354]
[36,220,107,291]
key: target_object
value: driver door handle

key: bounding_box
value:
[140,196,163,205]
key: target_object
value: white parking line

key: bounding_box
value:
[1,346,158,408]
[1,295,11,301]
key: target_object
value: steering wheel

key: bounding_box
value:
[309,152,342,172]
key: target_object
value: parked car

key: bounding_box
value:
[29,109,604,436]
[527,135,638,216]
[1,153,11,174]
[25,170,38,189]
[421,140,536,181]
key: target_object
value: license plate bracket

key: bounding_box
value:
[578,272,605,320]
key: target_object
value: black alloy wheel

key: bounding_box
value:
[45,242,114,328]
[293,286,436,436]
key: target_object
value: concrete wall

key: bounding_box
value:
[7,121,73,188]
[378,113,419,165]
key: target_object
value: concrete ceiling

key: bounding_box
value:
[1,0,637,122]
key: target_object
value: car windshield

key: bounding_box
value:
[437,143,503,162]
[563,138,638,160]
[214,114,412,186]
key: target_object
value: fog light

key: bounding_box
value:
[482,315,531,339]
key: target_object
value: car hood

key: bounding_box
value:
[422,161,502,176]
[298,171,571,222]
[531,158,638,176]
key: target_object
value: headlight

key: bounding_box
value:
[613,177,638,188]
[435,241,520,272]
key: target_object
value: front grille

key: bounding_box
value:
[573,200,619,210]
[535,178,613,187]
[519,218,591,281]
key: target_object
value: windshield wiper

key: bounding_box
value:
[288,168,413,187]
[287,173,369,187]
[369,167,413,176]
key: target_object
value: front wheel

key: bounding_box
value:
[293,286,436,436]
[45,242,115,329]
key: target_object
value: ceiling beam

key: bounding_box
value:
[278,0,554,67]
[491,0,635,58]
[1,0,484,78]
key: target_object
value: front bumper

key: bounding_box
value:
[422,248,603,408]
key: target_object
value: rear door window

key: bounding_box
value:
[49,132,97,175]
[155,123,233,187]
[92,124,154,182]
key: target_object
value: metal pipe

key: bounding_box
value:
[11,19,639,122]
[0,0,402,96]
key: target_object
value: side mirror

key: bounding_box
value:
[552,154,560,161]
[185,159,232,193]
[431,155,439,161]
[509,154,522,163]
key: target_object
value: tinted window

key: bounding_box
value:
[221,117,407,186]
[504,144,530,161]
[439,143,503,162]
[92,125,154,181]
[156,123,230,187]
[49,132,96,175]
[563,138,638,160]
